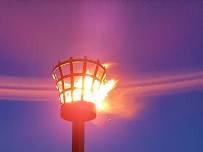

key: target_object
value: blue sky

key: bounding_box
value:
[0,1,202,152]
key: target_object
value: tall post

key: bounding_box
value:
[72,121,85,152]
[53,57,110,152]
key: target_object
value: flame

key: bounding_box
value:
[59,74,116,111]
[102,63,110,69]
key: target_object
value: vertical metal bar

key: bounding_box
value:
[101,67,106,81]
[81,56,87,101]
[99,67,106,89]
[58,61,66,103]
[72,121,85,152]
[70,57,74,102]
[91,60,99,92]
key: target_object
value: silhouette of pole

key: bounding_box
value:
[72,121,84,152]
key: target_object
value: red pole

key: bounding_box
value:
[72,121,85,152]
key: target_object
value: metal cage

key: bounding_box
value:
[52,57,106,104]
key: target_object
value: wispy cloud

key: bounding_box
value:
[0,71,202,102]
[119,70,203,96]
[0,71,203,101]
[0,76,55,101]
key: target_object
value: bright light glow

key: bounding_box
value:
[53,58,117,112]
[102,63,110,69]
[59,75,116,111]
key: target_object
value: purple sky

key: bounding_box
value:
[0,1,202,152]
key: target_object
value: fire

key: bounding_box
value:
[102,63,110,69]
[59,75,116,111]
[53,58,117,112]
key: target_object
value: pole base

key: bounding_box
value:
[61,101,96,122]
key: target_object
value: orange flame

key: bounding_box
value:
[58,72,117,111]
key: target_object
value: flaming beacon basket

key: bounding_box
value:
[52,57,107,121]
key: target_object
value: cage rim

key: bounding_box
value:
[52,56,106,73]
